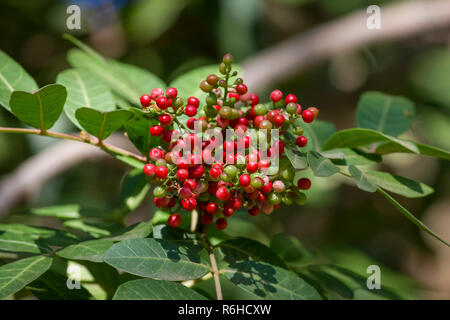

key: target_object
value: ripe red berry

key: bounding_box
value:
[228,92,239,100]
[302,109,314,123]
[270,90,283,103]
[216,187,231,201]
[158,114,172,126]
[140,94,151,107]
[185,105,197,117]
[206,203,218,215]
[166,87,178,99]
[248,206,260,216]
[187,97,200,108]
[209,167,221,179]
[296,136,308,148]
[149,147,164,161]
[150,125,163,136]
[143,163,156,176]
[239,174,251,187]
[246,163,258,173]
[201,213,213,225]
[162,130,172,142]
[236,84,248,95]
[250,94,259,106]
[177,158,189,170]
[297,178,311,190]
[155,166,168,179]
[222,206,234,217]
[273,114,285,127]
[168,214,181,228]
[285,94,297,104]
[254,116,265,127]
[176,169,189,181]
[189,165,204,179]
[216,218,227,230]
[156,97,168,109]
[186,118,196,130]
[183,179,197,191]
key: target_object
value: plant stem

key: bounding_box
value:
[201,233,223,300]
[190,209,199,233]
[0,127,146,162]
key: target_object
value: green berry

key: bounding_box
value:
[268,192,281,205]
[224,165,237,178]
[286,102,297,115]
[219,106,232,119]
[295,192,307,205]
[254,104,267,116]
[281,168,294,181]
[153,186,166,198]
[282,196,293,205]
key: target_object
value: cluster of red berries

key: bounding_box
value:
[139,54,318,230]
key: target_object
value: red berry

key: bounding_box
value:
[185,105,197,117]
[262,181,273,194]
[189,165,204,179]
[239,174,251,187]
[246,163,258,173]
[155,166,168,179]
[296,136,308,148]
[273,114,285,127]
[209,167,221,179]
[228,92,239,100]
[162,130,172,142]
[216,218,227,230]
[302,109,314,123]
[285,94,297,104]
[230,197,242,210]
[166,87,178,99]
[186,118,196,130]
[254,116,265,127]
[297,178,311,190]
[236,84,248,95]
[201,213,213,225]
[206,203,218,215]
[222,206,234,217]
[248,206,260,216]
[140,94,151,107]
[151,88,164,100]
[187,97,200,109]
[176,169,189,181]
[177,158,189,170]
[150,125,163,136]
[143,163,156,176]
[168,214,181,228]
[270,90,283,103]
[159,114,172,126]
[216,187,230,201]
[183,179,197,191]
[250,94,259,106]
[156,97,168,109]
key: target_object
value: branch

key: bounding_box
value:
[201,234,223,300]
[242,0,450,90]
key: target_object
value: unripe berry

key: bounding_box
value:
[154,166,168,179]
[272,180,285,193]
[308,107,319,119]
[270,90,283,103]
[166,87,178,99]
[168,214,181,228]
[223,53,233,65]
[140,94,151,107]
[200,80,213,93]
[224,165,237,178]
[268,192,281,205]
[297,177,311,190]
[153,185,166,198]
[206,74,219,86]
[286,102,297,115]
[143,163,156,176]
[296,135,308,148]
[254,104,267,116]
[295,192,307,206]
[302,109,314,123]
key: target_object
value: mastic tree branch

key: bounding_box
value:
[242,0,450,90]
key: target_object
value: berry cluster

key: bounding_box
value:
[140,54,318,230]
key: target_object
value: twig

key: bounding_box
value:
[242,0,450,90]
[201,234,223,300]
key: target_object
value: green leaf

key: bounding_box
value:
[0,224,79,247]
[113,278,207,300]
[269,233,316,268]
[376,141,450,161]
[377,188,449,247]
[56,68,116,129]
[10,84,67,131]
[285,147,308,170]
[348,165,377,193]
[0,50,38,112]
[307,151,340,177]
[28,204,111,221]
[28,270,92,300]
[365,170,433,198]
[0,255,53,299]
[104,238,210,281]
[0,232,50,254]
[218,238,286,268]
[120,168,150,213]
[298,119,337,152]
[356,91,415,136]
[75,108,133,141]
[104,220,152,241]
[63,220,118,238]
[124,109,159,156]
[222,261,322,300]
[323,128,419,154]
[332,148,382,166]
[56,240,114,262]
[170,64,242,100]
[115,154,146,170]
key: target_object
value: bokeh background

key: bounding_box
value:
[0,0,449,299]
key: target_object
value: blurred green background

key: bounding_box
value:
[0,0,449,299]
